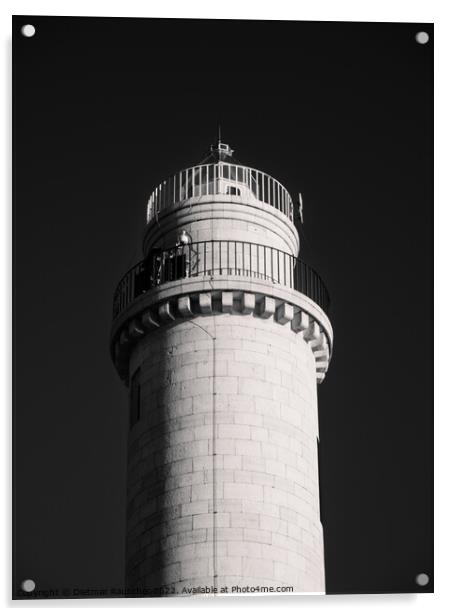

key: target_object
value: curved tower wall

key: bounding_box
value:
[112,145,333,595]
[143,196,300,258]
[126,309,324,592]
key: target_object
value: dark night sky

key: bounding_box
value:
[13,16,433,597]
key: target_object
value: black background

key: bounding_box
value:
[13,16,433,597]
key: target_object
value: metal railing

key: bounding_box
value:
[146,162,294,223]
[112,241,329,320]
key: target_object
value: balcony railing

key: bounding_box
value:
[146,163,294,223]
[112,241,330,321]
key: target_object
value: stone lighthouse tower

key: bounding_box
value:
[110,137,333,595]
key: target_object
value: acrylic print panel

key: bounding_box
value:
[13,16,433,599]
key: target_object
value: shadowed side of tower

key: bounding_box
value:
[110,139,333,595]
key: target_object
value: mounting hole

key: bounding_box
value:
[415,31,429,45]
[415,573,430,587]
[21,579,36,592]
[21,24,36,38]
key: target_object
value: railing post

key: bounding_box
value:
[257,244,259,278]
[212,240,214,275]
[227,240,230,274]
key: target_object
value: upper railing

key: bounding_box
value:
[112,240,329,321]
[146,163,294,223]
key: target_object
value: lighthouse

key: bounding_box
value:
[110,137,333,595]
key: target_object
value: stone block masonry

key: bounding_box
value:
[126,312,325,593]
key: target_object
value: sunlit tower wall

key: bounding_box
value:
[110,139,333,595]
